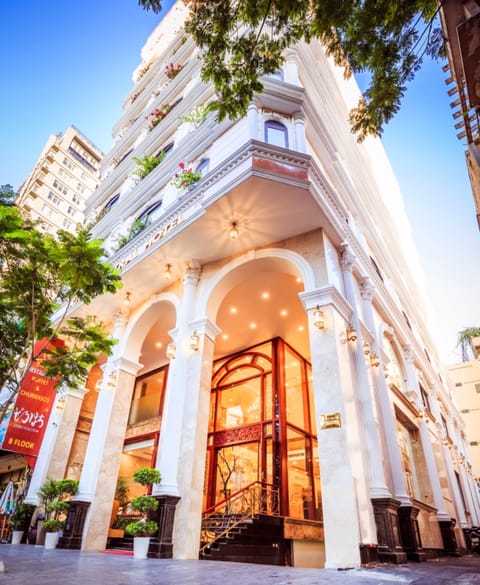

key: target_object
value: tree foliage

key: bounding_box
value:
[0,202,122,420]
[139,1,443,141]
[457,327,480,362]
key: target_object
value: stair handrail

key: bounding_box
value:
[199,481,279,555]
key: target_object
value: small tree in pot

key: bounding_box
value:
[125,467,161,559]
[10,502,36,544]
[38,478,79,548]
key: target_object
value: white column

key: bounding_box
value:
[24,393,64,505]
[403,346,449,518]
[340,246,389,500]
[360,278,410,503]
[247,102,258,140]
[300,286,361,569]
[75,313,129,503]
[172,316,221,559]
[458,456,479,525]
[293,114,307,153]
[153,263,201,497]
[284,51,301,85]
[429,392,468,528]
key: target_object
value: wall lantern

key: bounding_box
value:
[166,342,176,360]
[229,221,239,240]
[123,291,132,305]
[370,353,380,368]
[362,341,371,355]
[190,331,200,351]
[163,264,172,280]
[313,305,326,330]
[346,325,357,342]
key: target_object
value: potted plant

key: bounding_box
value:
[10,502,36,545]
[38,478,79,549]
[172,162,202,190]
[125,467,161,559]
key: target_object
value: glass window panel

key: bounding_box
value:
[286,428,314,519]
[312,439,322,520]
[265,120,288,148]
[284,347,306,429]
[216,377,261,430]
[264,373,272,421]
[118,440,154,501]
[307,363,316,434]
[129,369,166,425]
[215,443,259,506]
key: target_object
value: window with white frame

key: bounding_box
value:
[264,120,289,148]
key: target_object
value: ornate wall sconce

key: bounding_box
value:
[106,370,118,389]
[370,353,380,368]
[362,341,371,355]
[313,305,326,330]
[346,325,357,342]
[190,331,200,351]
[123,291,131,305]
[166,342,176,360]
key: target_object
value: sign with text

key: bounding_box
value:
[2,341,58,460]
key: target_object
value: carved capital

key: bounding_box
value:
[360,277,374,300]
[183,261,202,287]
[339,243,356,272]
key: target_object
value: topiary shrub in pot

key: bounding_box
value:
[38,478,79,549]
[125,467,161,559]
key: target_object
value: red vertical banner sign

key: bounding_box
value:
[2,340,59,466]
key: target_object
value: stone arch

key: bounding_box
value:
[197,248,316,321]
[117,291,180,363]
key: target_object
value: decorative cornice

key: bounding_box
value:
[299,285,352,323]
[188,317,222,342]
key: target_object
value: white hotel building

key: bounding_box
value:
[26,1,480,569]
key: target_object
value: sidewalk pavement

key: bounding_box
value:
[1,544,480,585]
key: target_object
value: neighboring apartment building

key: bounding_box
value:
[15,126,102,232]
[449,337,480,480]
[22,1,480,569]
[439,0,480,228]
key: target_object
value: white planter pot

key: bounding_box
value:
[11,530,24,545]
[133,536,150,559]
[44,532,59,549]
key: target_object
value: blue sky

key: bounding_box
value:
[1,1,479,365]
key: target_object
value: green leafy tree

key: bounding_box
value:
[138,0,442,141]
[457,327,480,362]
[0,203,122,422]
[0,184,15,206]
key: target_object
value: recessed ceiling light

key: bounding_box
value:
[249,322,257,329]
[222,333,229,340]
[230,306,238,314]
[155,342,162,348]
[261,292,270,300]
[298,325,304,332]
[296,277,302,283]
[280,309,288,317]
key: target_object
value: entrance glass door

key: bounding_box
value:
[206,338,321,520]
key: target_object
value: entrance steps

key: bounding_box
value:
[200,514,286,566]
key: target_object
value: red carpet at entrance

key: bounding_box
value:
[99,550,133,556]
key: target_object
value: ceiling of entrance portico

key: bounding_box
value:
[140,269,310,368]
[120,174,326,309]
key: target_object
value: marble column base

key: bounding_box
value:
[148,495,181,558]
[371,497,407,564]
[397,505,426,561]
[439,518,460,556]
[57,501,91,550]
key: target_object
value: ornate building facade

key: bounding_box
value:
[24,2,480,568]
